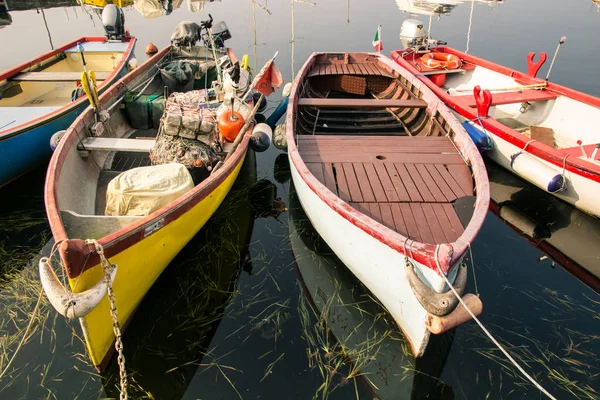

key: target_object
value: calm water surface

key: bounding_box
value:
[1,0,599,399]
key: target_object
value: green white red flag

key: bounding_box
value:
[372,25,382,52]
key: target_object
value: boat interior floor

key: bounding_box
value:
[298,135,474,244]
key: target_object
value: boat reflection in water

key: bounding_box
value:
[488,161,600,293]
[100,151,259,399]
[133,0,219,18]
[288,185,455,400]
[395,0,456,16]
[395,0,503,17]
[0,0,11,28]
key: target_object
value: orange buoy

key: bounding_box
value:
[420,52,461,70]
[218,111,245,142]
[145,42,158,56]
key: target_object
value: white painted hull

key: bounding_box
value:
[289,156,461,357]
[466,119,600,217]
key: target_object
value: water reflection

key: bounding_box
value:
[488,161,600,293]
[395,0,503,17]
[288,184,454,400]
[0,1,11,28]
[132,0,219,18]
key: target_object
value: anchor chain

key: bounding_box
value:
[86,239,128,400]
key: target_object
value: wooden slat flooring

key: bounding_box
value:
[298,135,474,244]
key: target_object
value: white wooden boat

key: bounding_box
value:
[286,52,488,357]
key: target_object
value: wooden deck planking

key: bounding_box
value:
[363,163,389,202]
[442,203,466,237]
[333,163,352,202]
[390,203,409,238]
[383,163,411,202]
[369,203,382,223]
[353,163,376,202]
[415,164,447,203]
[431,203,459,242]
[298,135,472,244]
[374,163,400,202]
[410,203,435,245]
[306,163,325,185]
[421,203,447,244]
[322,163,338,195]
[404,164,435,202]
[393,164,422,202]
[379,203,395,230]
[342,163,364,202]
[425,164,457,202]
[434,164,467,198]
[446,164,474,195]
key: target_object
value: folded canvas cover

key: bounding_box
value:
[105,163,194,217]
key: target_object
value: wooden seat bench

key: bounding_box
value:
[11,71,111,82]
[79,137,156,153]
[298,135,473,244]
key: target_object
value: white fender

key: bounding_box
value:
[38,257,117,319]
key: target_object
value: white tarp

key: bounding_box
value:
[105,163,194,217]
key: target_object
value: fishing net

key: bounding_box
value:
[150,90,221,175]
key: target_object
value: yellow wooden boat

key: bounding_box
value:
[38,19,280,372]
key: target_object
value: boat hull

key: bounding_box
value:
[289,156,460,357]
[70,151,246,370]
[483,126,600,217]
[0,106,84,186]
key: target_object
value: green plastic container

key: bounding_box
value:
[123,92,165,130]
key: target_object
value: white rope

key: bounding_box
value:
[433,246,557,400]
[466,0,475,54]
[457,237,478,295]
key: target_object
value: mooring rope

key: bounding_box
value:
[457,237,478,296]
[433,245,557,400]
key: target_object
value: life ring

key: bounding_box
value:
[421,52,462,70]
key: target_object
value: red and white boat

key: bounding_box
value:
[391,19,600,218]
[286,52,487,357]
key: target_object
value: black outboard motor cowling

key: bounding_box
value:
[102,4,125,41]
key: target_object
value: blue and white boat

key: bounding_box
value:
[0,6,135,187]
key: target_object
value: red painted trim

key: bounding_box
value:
[45,45,251,279]
[0,37,136,139]
[391,47,600,182]
[286,52,490,276]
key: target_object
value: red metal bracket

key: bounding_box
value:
[473,85,492,118]
[527,52,547,78]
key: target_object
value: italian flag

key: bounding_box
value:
[372,25,383,52]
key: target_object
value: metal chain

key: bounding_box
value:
[86,239,128,400]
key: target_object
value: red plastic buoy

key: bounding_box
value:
[145,42,158,56]
[218,111,245,142]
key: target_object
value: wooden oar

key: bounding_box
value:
[455,83,547,93]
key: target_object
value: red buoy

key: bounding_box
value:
[218,111,245,142]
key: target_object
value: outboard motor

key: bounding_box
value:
[102,4,125,41]
[211,21,232,48]
[399,19,428,52]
